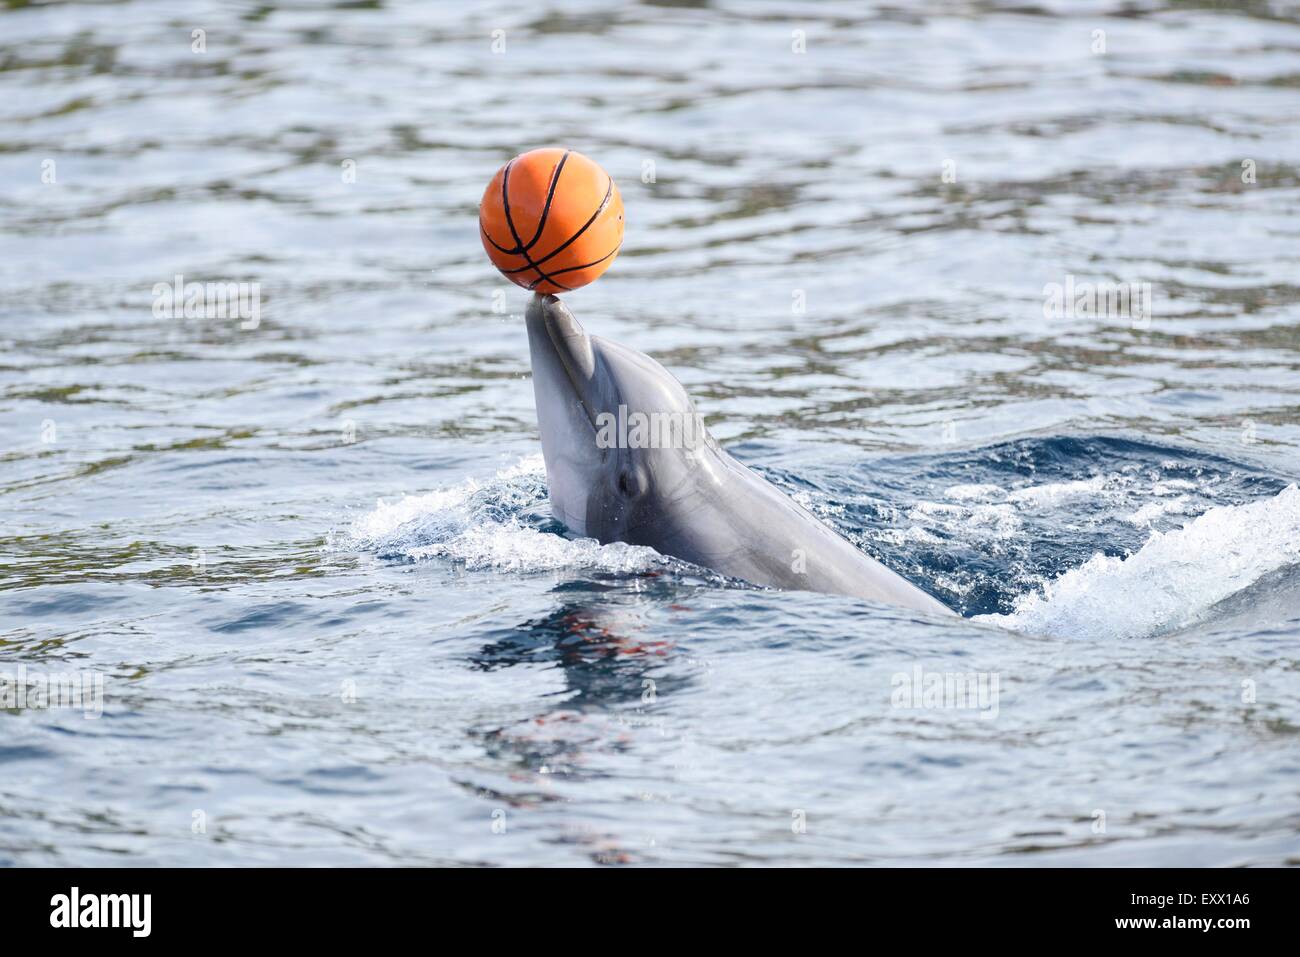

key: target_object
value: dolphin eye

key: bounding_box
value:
[616,466,644,499]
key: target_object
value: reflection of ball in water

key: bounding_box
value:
[479,148,624,295]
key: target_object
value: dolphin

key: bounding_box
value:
[525,294,953,617]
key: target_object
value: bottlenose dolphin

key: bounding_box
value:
[525,294,953,617]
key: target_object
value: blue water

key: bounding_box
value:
[2,0,1299,866]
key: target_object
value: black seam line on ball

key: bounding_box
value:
[480,222,517,255]
[482,152,570,255]
[501,159,567,291]
[522,150,570,253]
[480,225,573,289]
[481,220,564,285]
[528,176,614,269]
[542,242,622,278]
[498,175,615,277]
[526,272,573,291]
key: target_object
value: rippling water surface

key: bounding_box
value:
[2,0,1299,866]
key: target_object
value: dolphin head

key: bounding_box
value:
[525,294,722,544]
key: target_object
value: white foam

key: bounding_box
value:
[924,476,1128,546]
[1125,495,1192,526]
[978,484,1300,640]
[350,454,544,542]
[1153,479,1198,495]
[945,483,1006,502]
[910,499,1023,540]
[348,454,663,575]
[876,525,948,546]
[1005,475,1108,505]
[402,520,659,574]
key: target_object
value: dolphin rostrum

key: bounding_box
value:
[525,294,953,617]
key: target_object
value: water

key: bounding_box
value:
[2,0,1299,866]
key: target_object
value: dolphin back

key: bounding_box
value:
[632,445,954,617]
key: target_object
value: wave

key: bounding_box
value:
[977,484,1300,640]
[344,438,1297,640]
[346,455,664,575]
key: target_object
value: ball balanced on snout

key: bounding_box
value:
[479,148,624,294]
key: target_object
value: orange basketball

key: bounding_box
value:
[479,148,624,295]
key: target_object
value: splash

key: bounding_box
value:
[979,484,1300,640]
[347,455,663,575]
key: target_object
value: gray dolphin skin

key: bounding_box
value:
[525,294,953,617]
